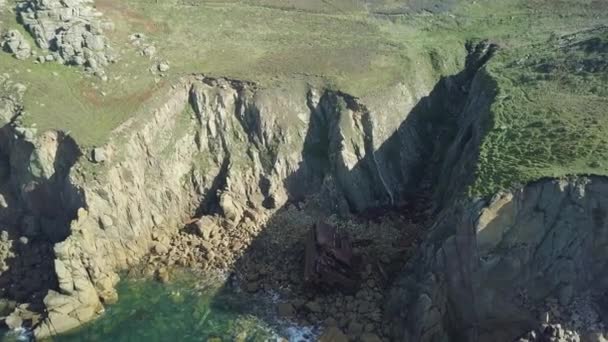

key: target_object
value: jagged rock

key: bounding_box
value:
[44,290,80,314]
[194,216,220,240]
[143,45,156,57]
[152,242,168,255]
[0,194,7,209]
[1,30,31,60]
[158,62,170,72]
[91,147,106,163]
[516,323,584,342]
[388,176,608,342]
[35,311,81,338]
[54,259,75,294]
[219,192,242,223]
[5,311,23,329]
[16,0,115,72]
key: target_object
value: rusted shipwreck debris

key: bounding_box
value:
[304,222,359,291]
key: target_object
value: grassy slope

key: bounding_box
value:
[1,0,607,195]
[472,25,608,196]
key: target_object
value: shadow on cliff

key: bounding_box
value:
[206,41,498,339]
[0,125,84,314]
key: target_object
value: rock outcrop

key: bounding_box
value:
[387,64,608,341]
[16,0,115,74]
[1,30,31,60]
[388,177,608,341]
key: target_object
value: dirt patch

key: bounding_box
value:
[96,0,167,35]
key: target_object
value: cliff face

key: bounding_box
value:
[387,68,608,342]
[0,71,440,336]
[388,177,608,342]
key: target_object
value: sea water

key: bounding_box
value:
[2,271,317,342]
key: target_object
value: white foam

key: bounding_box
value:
[283,324,317,342]
[3,327,33,342]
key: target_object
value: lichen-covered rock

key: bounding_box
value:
[1,30,31,60]
[16,0,116,73]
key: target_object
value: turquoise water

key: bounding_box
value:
[2,272,315,342]
[57,273,278,342]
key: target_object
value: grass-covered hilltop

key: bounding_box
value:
[1,0,606,197]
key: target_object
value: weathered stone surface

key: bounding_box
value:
[16,0,116,73]
[152,242,168,255]
[54,259,74,294]
[1,30,31,60]
[5,311,23,329]
[388,177,608,341]
[35,311,81,337]
[91,147,106,163]
[158,62,170,72]
[195,216,220,240]
[143,45,156,57]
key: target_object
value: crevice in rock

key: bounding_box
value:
[0,39,510,340]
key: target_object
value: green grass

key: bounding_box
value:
[471,27,608,196]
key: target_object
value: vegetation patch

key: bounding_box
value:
[471,26,608,196]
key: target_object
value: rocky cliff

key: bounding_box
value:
[388,177,608,342]
[387,67,608,342]
[0,68,442,336]
[3,36,603,341]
